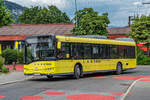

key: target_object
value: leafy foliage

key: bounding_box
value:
[0,56,9,72]
[72,8,110,36]
[136,47,145,65]
[1,49,18,65]
[0,56,5,70]
[18,5,71,24]
[17,50,24,64]
[0,0,14,27]
[129,16,150,43]
[129,16,150,56]
[136,47,150,65]
[1,48,26,65]
[1,66,9,73]
[142,56,150,65]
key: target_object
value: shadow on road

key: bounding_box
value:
[27,70,138,82]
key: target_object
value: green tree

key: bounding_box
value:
[0,0,14,27]
[18,5,71,24]
[129,16,150,56]
[72,8,110,36]
[18,6,41,24]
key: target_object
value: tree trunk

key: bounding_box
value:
[12,62,16,70]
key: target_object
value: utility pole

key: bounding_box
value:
[75,0,78,27]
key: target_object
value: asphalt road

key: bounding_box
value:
[0,66,150,100]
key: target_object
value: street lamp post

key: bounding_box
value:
[142,2,150,5]
[142,2,150,16]
[128,16,133,27]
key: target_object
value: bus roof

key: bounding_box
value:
[25,35,136,46]
[56,35,136,46]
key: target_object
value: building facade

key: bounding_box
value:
[0,24,147,54]
[0,24,74,53]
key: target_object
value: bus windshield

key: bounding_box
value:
[25,36,56,63]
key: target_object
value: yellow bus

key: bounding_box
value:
[24,35,136,79]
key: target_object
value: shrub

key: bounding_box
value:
[136,47,150,65]
[0,56,5,71]
[1,49,18,65]
[142,56,150,65]
[1,66,9,73]
[17,50,24,64]
[136,47,145,65]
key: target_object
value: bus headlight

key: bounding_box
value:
[24,68,28,70]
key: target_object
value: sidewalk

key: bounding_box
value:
[0,71,30,85]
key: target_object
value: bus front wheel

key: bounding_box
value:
[74,65,81,79]
[115,63,122,75]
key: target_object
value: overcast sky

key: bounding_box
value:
[7,0,150,27]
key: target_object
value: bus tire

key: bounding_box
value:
[47,75,53,79]
[115,63,122,75]
[74,64,81,79]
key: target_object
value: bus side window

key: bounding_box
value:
[104,45,110,59]
[118,45,124,58]
[71,43,84,59]
[71,43,77,59]
[84,44,92,59]
[76,43,84,59]
[99,45,106,59]
[127,46,135,58]
[123,46,128,58]
[110,45,118,59]
[57,42,70,59]
[92,45,99,59]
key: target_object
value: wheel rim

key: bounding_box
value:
[117,64,122,73]
[74,65,81,79]
[76,67,80,76]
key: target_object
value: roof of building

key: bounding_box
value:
[107,26,130,35]
[0,24,130,36]
[0,24,74,36]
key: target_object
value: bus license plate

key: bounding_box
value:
[34,73,40,76]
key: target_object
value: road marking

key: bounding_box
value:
[120,77,150,100]
[0,76,34,85]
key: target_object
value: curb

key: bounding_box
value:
[0,76,34,86]
[137,65,150,67]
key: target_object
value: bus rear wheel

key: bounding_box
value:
[74,65,81,79]
[115,63,122,75]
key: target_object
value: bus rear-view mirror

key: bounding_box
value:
[57,42,61,49]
